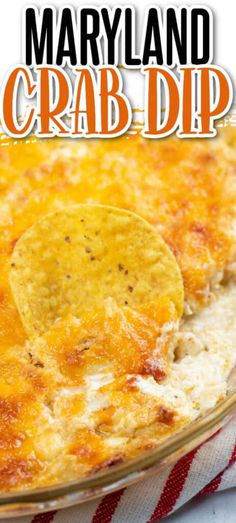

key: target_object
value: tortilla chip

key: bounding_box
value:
[10,205,183,338]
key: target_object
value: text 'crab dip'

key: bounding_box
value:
[0,130,236,491]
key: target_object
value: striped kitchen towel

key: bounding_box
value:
[5,415,236,523]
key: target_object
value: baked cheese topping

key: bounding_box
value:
[0,131,236,490]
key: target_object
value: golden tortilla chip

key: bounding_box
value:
[10,205,183,338]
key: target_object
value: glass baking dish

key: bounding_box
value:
[0,376,235,519]
[0,133,236,518]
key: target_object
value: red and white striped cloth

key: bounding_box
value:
[5,415,236,523]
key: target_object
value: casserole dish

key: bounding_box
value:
[0,130,236,517]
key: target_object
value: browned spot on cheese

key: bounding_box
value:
[157,406,175,425]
